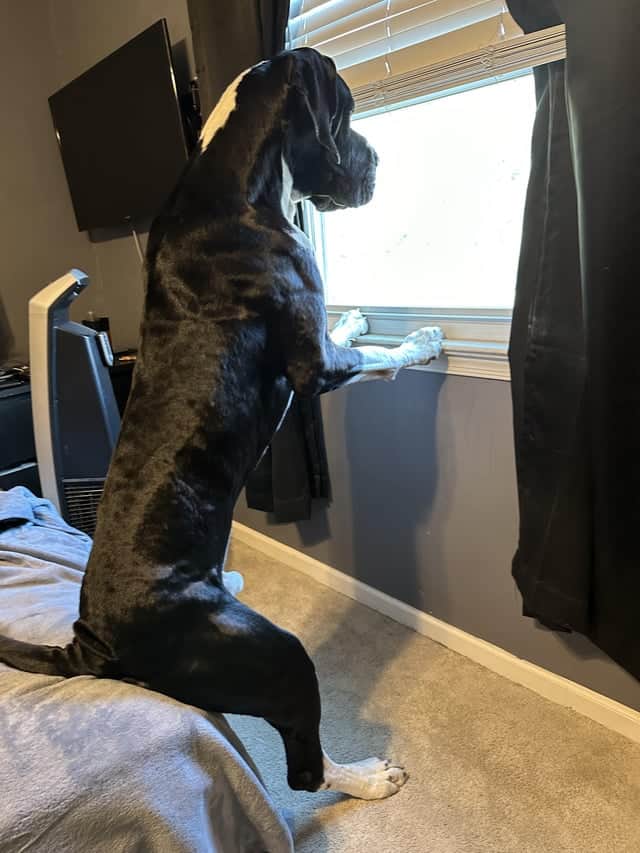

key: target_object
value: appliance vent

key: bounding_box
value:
[63,479,105,535]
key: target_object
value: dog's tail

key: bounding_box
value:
[0,634,88,677]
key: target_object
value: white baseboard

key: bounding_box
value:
[232,521,640,745]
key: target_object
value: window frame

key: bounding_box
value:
[304,23,567,381]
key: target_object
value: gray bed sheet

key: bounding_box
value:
[0,487,293,853]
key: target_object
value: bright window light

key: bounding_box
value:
[319,73,536,310]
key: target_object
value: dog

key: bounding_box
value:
[0,48,442,800]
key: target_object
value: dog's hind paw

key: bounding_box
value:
[222,570,244,596]
[320,752,408,800]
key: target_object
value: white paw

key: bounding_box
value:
[331,309,369,346]
[401,326,443,363]
[222,570,244,596]
[321,753,408,800]
[348,757,392,775]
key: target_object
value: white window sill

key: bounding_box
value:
[328,307,511,382]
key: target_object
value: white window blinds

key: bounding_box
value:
[288,1,566,111]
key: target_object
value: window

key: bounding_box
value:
[317,73,536,311]
[289,1,567,379]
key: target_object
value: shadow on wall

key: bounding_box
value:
[0,295,14,364]
[308,371,447,764]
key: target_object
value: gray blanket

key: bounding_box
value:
[0,488,293,853]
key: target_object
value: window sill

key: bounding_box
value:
[328,307,511,382]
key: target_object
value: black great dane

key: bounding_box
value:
[0,48,442,799]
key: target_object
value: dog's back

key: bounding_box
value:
[80,204,298,645]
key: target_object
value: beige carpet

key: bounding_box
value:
[227,539,640,853]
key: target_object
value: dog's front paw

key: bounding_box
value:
[331,309,369,346]
[222,570,244,596]
[401,326,443,364]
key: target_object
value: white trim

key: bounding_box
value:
[351,333,510,381]
[327,306,512,343]
[413,343,509,380]
[327,309,511,381]
[232,522,640,745]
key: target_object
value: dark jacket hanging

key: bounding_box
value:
[507,0,640,679]
[187,0,330,523]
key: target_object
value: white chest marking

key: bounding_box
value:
[281,157,296,222]
[200,67,252,150]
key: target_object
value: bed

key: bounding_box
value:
[0,487,294,853]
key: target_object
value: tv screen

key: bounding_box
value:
[49,20,189,231]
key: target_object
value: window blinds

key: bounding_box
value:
[288,1,566,111]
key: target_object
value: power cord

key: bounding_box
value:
[131,227,144,265]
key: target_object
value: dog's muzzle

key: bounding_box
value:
[311,143,379,212]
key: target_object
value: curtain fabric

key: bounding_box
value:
[188,0,291,113]
[187,0,331,522]
[507,0,640,678]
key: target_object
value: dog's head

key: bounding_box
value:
[281,47,378,212]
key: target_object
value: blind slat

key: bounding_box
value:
[289,0,387,44]
[288,0,524,88]
[290,1,505,59]
[289,0,339,22]
[342,13,519,86]
[349,23,565,112]
[287,1,564,108]
[302,1,507,69]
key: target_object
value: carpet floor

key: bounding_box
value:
[227,539,640,853]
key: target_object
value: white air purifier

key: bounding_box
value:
[29,269,120,534]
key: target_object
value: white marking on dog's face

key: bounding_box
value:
[200,67,252,150]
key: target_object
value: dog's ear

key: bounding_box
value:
[287,48,341,166]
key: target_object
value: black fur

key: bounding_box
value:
[0,48,379,792]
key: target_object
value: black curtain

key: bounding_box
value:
[507,0,640,679]
[187,0,330,522]
[188,0,290,115]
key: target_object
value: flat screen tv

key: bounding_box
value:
[49,20,189,231]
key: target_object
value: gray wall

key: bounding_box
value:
[1,0,192,361]
[0,2,94,363]
[236,370,640,712]
[46,0,195,352]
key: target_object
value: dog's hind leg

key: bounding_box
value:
[143,594,406,798]
[141,596,325,790]
[265,622,408,798]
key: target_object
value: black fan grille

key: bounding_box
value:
[62,479,105,535]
